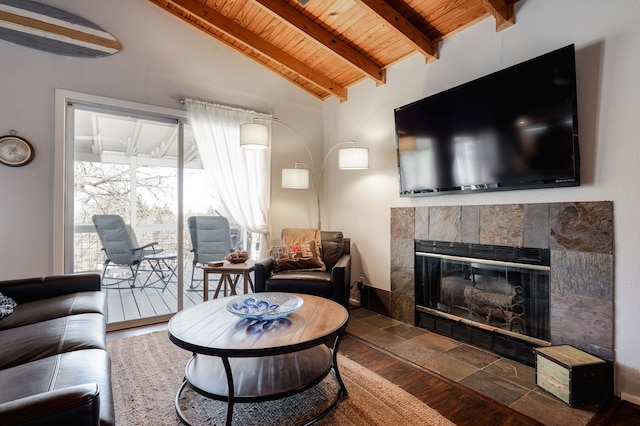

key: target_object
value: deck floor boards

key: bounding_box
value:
[102,269,250,324]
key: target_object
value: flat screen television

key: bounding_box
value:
[394,44,580,197]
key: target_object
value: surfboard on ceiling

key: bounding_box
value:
[0,0,121,57]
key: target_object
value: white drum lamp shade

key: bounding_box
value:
[282,168,310,189]
[240,123,269,149]
[338,147,369,170]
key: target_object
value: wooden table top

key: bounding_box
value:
[168,293,348,358]
[202,260,255,273]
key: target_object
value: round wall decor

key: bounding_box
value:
[0,131,34,167]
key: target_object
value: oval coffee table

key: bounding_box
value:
[168,293,349,425]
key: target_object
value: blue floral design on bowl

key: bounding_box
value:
[226,293,303,321]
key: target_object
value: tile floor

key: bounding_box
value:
[346,308,603,426]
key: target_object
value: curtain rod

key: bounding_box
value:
[179,98,270,118]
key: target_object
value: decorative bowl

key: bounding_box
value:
[226,293,304,321]
[226,256,248,264]
[226,251,248,263]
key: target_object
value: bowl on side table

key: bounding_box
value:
[226,250,249,263]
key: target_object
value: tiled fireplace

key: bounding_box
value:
[365,202,614,363]
[414,239,552,364]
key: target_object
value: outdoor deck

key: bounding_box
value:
[102,268,254,324]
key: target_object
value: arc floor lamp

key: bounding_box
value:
[239,118,369,229]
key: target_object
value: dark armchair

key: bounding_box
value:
[254,231,351,307]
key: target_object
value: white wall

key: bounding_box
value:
[0,0,323,276]
[324,0,640,402]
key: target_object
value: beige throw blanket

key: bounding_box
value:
[281,228,321,245]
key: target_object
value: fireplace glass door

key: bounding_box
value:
[416,243,551,343]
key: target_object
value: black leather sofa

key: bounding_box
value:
[254,231,351,307]
[0,274,114,426]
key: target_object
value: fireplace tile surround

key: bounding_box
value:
[365,202,614,362]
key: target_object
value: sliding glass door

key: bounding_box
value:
[61,96,195,329]
[57,92,255,329]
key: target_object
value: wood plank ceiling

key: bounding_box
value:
[147,0,519,102]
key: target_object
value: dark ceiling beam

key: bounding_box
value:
[481,0,515,31]
[252,0,385,85]
[151,0,347,101]
[354,0,438,63]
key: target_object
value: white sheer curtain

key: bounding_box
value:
[185,99,270,258]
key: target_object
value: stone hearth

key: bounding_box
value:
[370,202,614,361]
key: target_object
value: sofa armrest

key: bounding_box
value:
[254,258,274,293]
[0,273,101,304]
[330,253,351,307]
[0,383,100,425]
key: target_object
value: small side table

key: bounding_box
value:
[141,252,177,290]
[202,260,255,301]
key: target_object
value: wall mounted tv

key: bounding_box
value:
[395,44,580,197]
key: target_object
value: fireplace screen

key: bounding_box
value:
[415,240,551,343]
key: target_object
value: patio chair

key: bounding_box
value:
[92,214,177,290]
[187,216,234,289]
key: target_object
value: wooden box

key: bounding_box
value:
[534,345,613,407]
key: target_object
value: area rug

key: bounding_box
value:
[107,331,455,425]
